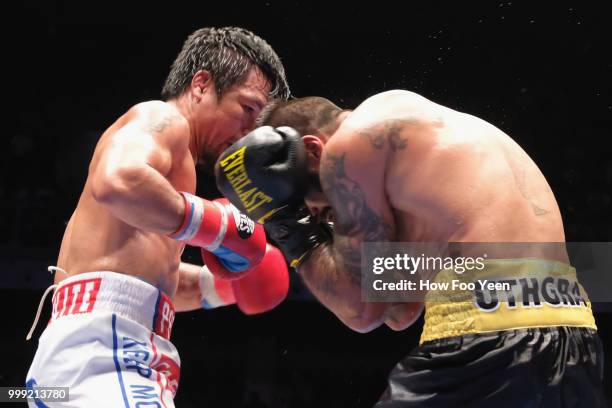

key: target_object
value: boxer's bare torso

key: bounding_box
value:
[305,90,566,331]
[56,102,194,296]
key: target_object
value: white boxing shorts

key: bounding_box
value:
[26,271,180,408]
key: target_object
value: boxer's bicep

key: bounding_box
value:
[319,133,395,285]
[299,132,395,331]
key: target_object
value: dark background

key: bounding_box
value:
[2,1,611,407]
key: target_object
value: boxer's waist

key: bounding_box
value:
[421,258,597,344]
[50,271,175,339]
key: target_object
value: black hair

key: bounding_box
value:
[162,27,290,100]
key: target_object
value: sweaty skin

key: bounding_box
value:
[301,90,566,332]
[56,68,270,308]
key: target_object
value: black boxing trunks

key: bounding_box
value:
[376,259,606,407]
[375,327,605,407]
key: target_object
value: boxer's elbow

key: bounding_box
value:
[92,165,147,205]
[343,317,380,333]
[384,302,424,332]
[338,302,387,334]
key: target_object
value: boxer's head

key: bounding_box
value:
[162,27,289,170]
[256,96,350,221]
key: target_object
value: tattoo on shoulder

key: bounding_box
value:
[320,153,393,285]
[358,119,410,151]
[147,112,178,134]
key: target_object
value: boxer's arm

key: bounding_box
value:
[384,302,424,331]
[299,128,412,332]
[173,262,205,312]
[173,262,237,312]
[91,107,189,234]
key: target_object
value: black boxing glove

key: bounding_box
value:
[215,126,331,268]
[264,203,333,268]
[215,126,309,223]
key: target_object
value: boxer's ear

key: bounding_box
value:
[191,70,214,101]
[302,135,324,170]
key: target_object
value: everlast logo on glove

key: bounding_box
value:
[216,127,333,269]
[230,205,256,239]
[216,146,275,222]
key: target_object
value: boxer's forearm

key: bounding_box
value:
[173,262,238,312]
[92,164,184,234]
[173,262,204,312]
[299,244,388,333]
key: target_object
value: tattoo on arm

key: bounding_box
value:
[320,153,393,285]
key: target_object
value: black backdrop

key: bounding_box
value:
[2,1,611,407]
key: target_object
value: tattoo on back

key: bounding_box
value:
[320,153,392,285]
[358,120,410,151]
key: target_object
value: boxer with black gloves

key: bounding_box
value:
[215,94,605,407]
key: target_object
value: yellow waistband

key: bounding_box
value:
[420,258,596,344]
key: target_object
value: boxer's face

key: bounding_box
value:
[193,67,270,165]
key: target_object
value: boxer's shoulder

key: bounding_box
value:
[130,101,189,133]
[356,90,430,114]
[338,91,433,136]
[114,100,190,153]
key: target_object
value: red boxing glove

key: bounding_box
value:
[171,193,266,280]
[230,244,290,315]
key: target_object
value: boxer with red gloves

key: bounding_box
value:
[26,27,290,408]
[170,194,266,280]
[168,192,290,313]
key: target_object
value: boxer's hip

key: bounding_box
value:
[45,271,176,339]
[421,258,597,344]
[27,272,180,407]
